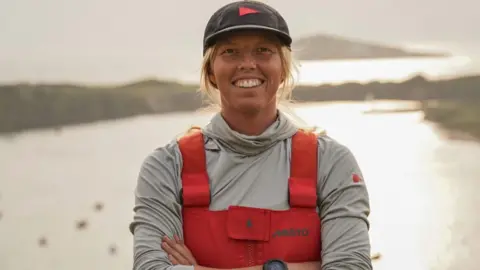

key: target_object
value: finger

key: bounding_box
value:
[164,236,187,255]
[183,247,196,263]
[174,235,184,245]
[176,241,195,263]
[163,236,177,246]
[171,237,196,265]
[163,236,187,255]
[161,241,173,255]
[169,254,179,265]
[162,242,190,265]
[162,237,196,265]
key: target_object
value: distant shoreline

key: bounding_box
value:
[292,34,451,61]
[1,74,479,136]
[423,100,480,141]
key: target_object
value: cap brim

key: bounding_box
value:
[204,25,292,48]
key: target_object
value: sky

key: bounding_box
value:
[0,0,478,84]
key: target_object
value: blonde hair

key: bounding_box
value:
[196,41,324,135]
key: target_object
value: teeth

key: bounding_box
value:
[234,79,262,88]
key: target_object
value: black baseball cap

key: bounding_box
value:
[203,1,292,55]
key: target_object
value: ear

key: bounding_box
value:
[208,72,217,87]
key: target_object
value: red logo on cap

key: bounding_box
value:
[239,7,260,16]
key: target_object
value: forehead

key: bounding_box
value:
[215,30,281,46]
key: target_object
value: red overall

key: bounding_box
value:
[178,130,321,268]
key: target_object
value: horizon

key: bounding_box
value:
[1,56,474,87]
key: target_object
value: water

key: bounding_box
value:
[296,56,472,85]
[1,101,480,270]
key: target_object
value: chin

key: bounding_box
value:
[233,101,265,115]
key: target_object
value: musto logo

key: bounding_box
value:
[272,228,309,238]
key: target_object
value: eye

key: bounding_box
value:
[256,47,274,53]
[221,48,237,55]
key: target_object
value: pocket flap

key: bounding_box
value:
[227,206,271,242]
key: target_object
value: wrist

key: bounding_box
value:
[263,259,288,270]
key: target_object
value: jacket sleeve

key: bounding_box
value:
[129,141,194,270]
[317,137,372,270]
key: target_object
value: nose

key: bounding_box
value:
[237,53,257,70]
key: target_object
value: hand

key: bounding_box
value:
[162,235,198,266]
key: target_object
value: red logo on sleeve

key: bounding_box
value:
[352,174,362,183]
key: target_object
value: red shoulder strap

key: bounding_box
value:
[289,130,318,208]
[177,131,210,207]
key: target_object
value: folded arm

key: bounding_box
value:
[130,143,191,270]
[317,139,372,270]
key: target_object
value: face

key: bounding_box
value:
[208,31,284,115]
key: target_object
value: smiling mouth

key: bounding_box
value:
[232,79,265,88]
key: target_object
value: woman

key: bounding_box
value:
[130,1,372,270]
